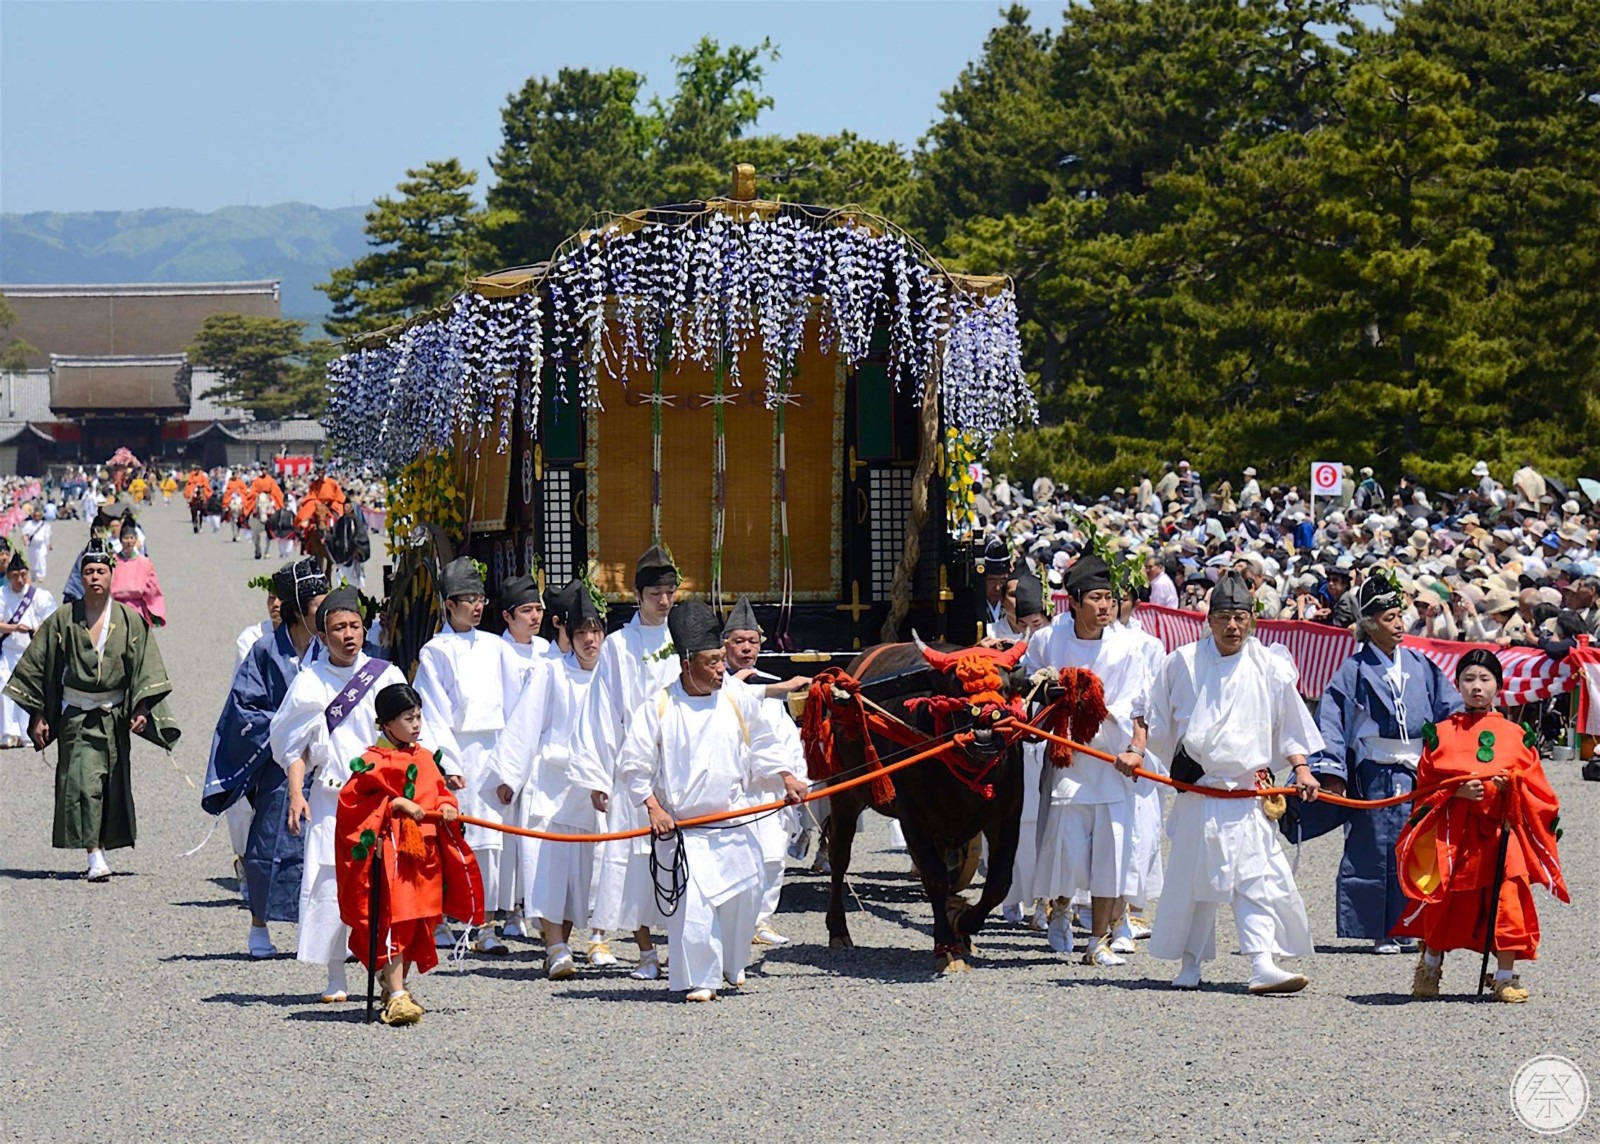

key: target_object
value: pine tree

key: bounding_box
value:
[320,159,485,338]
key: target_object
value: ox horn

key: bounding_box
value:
[996,637,1029,670]
[910,629,958,672]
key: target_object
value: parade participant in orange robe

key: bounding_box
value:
[222,474,249,513]
[244,471,285,517]
[295,474,347,531]
[1397,648,1567,1003]
[335,682,483,1026]
[183,470,212,501]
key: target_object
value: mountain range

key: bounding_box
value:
[0,203,372,322]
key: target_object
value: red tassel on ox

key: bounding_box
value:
[1047,668,1109,768]
[799,668,895,808]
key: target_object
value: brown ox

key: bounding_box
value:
[805,637,1033,973]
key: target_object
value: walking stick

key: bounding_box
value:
[365,840,382,1024]
[1477,800,1513,997]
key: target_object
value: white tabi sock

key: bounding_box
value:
[1494,968,1513,982]
[1248,953,1277,977]
[1423,950,1442,968]
[327,960,348,995]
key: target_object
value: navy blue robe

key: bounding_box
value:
[201,625,322,922]
[1310,643,1461,940]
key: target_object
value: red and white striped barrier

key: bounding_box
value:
[1053,601,1576,702]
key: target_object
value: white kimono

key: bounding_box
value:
[412,627,525,911]
[1144,637,1323,964]
[569,614,679,934]
[1024,622,1152,902]
[618,679,789,991]
[493,653,601,925]
[724,674,808,926]
[269,653,419,965]
[22,520,51,579]
[0,582,55,741]
[1123,621,1169,908]
[235,620,273,669]
[500,629,552,684]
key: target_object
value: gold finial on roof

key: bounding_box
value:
[731,164,756,202]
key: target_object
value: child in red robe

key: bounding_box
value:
[1396,648,1567,1003]
[336,683,484,1026]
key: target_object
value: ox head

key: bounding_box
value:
[909,630,1029,758]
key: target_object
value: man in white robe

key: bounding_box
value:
[0,552,56,749]
[1024,554,1153,966]
[492,581,606,978]
[719,595,810,947]
[1143,572,1324,994]
[1117,596,1168,946]
[618,600,806,1001]
[994,568,1050,929]
[411,557,526,953]
[498,573,551,679]
[493,572,549,937]
[569,545,681,978]
[270,588,442,1001]
[22,508,52,580]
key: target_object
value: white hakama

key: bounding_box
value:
[0,583,55,742]
[1006,742,1044,911]
[23,520,51,580]
[413,627,524,912]
[570,616,678,934]
[1024,623,1152,904]
[725,677,808,927]
[1144,637,1322,965]
[618,680,789,992]
[1124,625,1169,909]
[493,653,601,926]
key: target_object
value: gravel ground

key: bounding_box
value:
[2,499,1596,1143]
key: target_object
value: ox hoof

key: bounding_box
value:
[829,935,854,950]
[936,954,970,975]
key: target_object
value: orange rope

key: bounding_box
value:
[430,681,1501,845]
[1000,717,1501,808]
[425,727,978,842]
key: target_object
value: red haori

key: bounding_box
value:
[1392,712,1567,959]
[335,742,484,974]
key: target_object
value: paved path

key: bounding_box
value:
[2,498,1596,1141]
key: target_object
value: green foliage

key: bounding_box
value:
[333,4,1600,490]
[733,132,913,217]
[484,37,778,265]
[649,37,778,201]
[187,313,330,419]
[940,0,1600,489]
[485,66,658,265]
[0,293,37,373]
[319,159,486,338]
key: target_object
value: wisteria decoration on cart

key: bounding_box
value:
[325,204,1033,474]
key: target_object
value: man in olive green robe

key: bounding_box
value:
[5,542,180,880]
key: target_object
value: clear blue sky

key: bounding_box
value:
[2,0,1035,214]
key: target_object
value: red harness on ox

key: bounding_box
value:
[801,640,1109,805]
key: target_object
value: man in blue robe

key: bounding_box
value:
[202,559,327,957]
[1309,575,1461,952]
